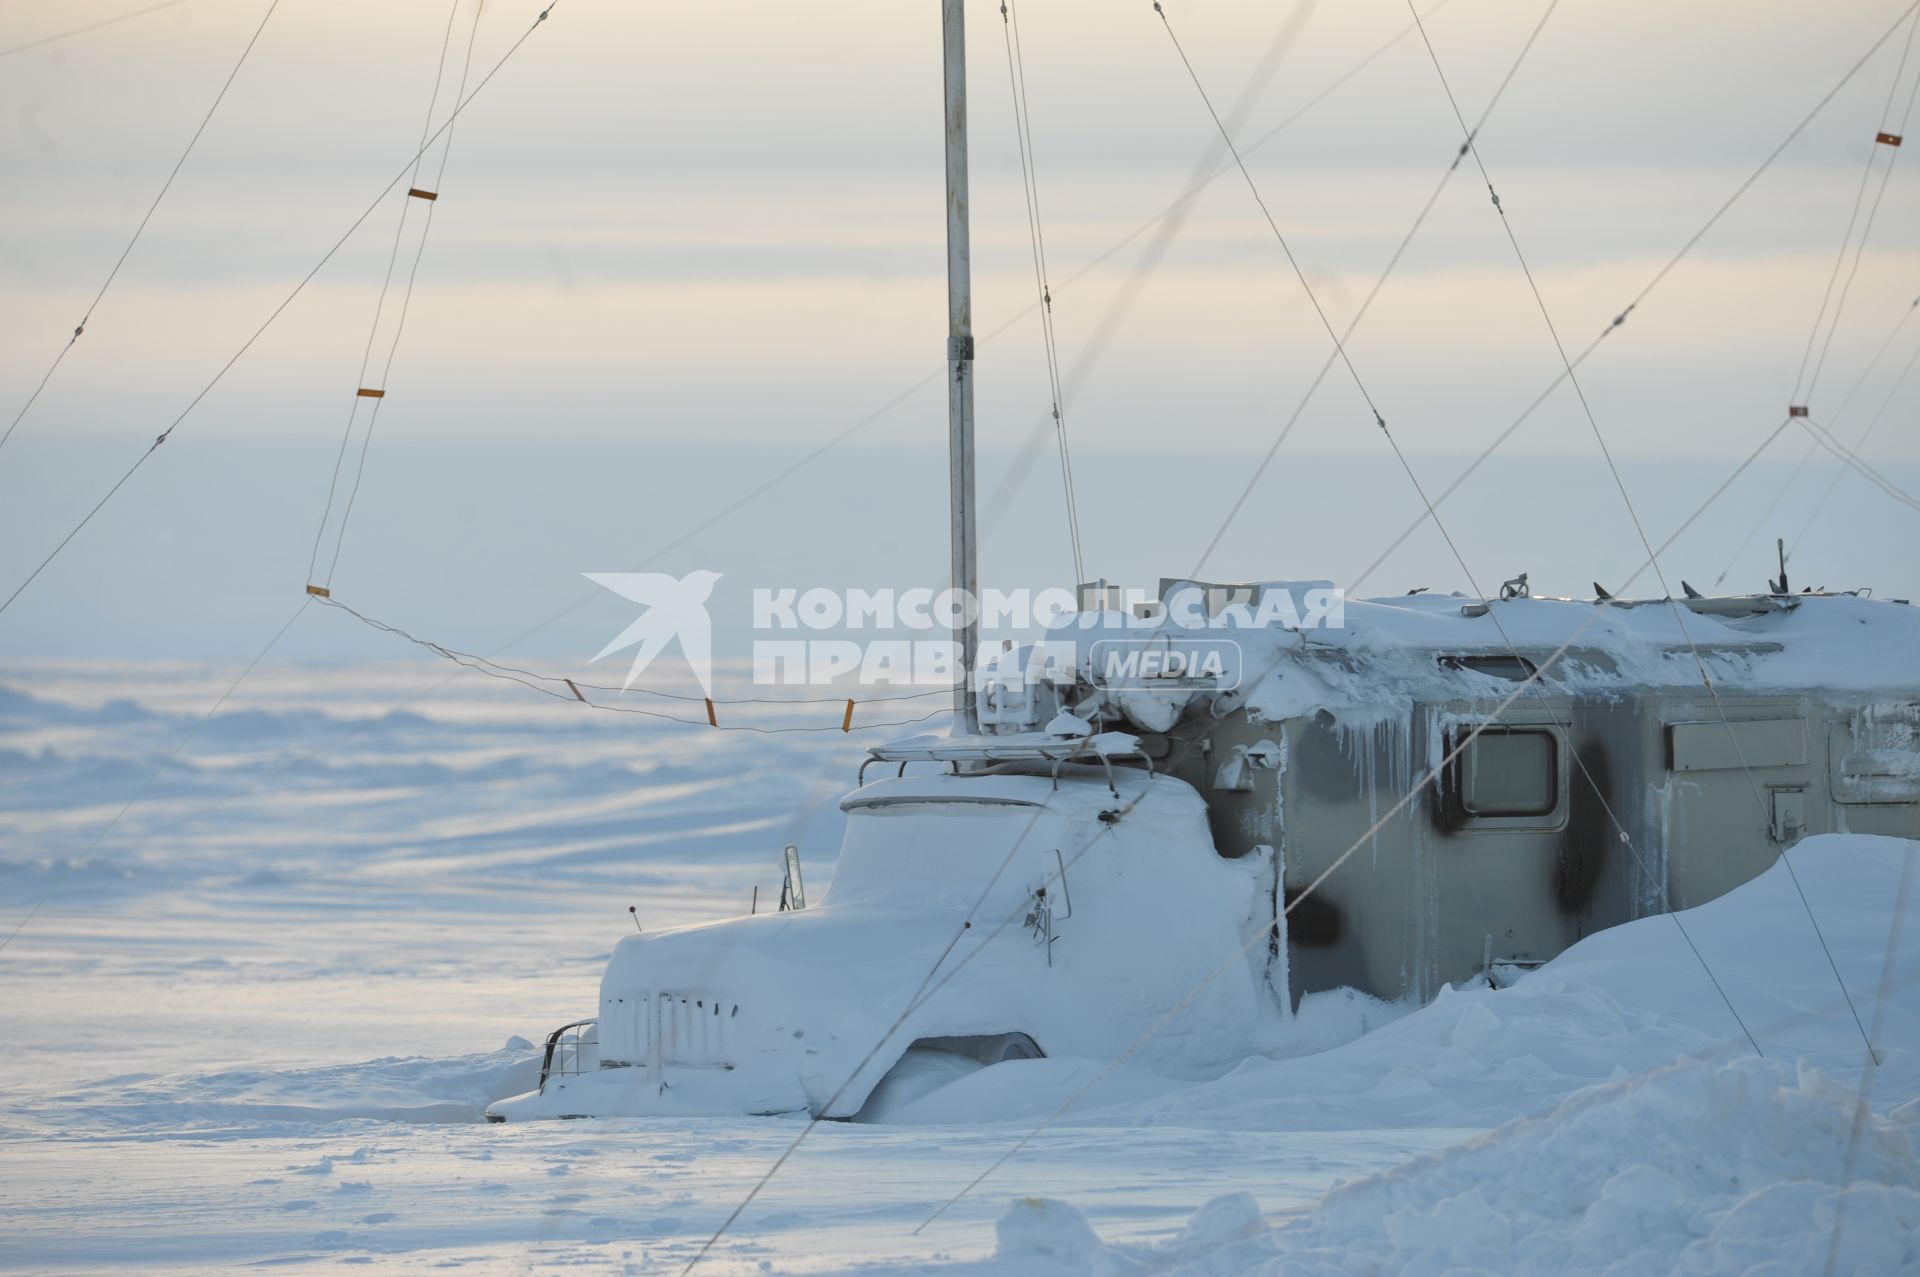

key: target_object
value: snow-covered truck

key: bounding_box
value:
[487,585,1920,1121]
[487,0,1919,1123]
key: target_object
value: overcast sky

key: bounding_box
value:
[1,0,1917,663]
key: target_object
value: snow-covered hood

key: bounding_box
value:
[488,771,1279,1120]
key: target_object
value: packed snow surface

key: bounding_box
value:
[0,661,1914,1273]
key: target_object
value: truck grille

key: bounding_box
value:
[602,990,738,1071]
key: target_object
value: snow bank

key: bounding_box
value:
[999,1057,1920,1275]
[876,834,1918,1133]
[959,833,1919,1274]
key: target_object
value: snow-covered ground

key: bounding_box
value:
[1,660,1915,1274]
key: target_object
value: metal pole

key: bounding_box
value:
[942,0,979,734]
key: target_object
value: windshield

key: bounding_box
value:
[826,801,1055,909]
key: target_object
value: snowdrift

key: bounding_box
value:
[997,1059,1920,1275]
[879,833,1919,1132]
[968,833,1919,1274]
[25,1043,542,1133]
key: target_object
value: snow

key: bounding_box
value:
[893,835,1920,1275]
[1041,591,1920,728]
[1,660,1915,1273]
[983,1060,1920,1276]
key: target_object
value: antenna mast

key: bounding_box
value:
[943,0,979,734]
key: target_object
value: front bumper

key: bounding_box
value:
[484,1015,813,1121]
[485,1060,811,1121]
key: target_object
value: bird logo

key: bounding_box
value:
[584,570,723,698]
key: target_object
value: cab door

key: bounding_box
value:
[1433,714,1576,982]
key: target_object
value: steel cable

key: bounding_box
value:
[1001,0,1087,586]
[0,0,283,460]
[0,1,565,621]
[1404,0,1877,1057]
[1343,0,1920,592]
[306,0,469,586]
[0,0,199,60]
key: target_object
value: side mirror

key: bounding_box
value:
[780,843,808,912]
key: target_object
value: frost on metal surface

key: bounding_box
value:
[1832,701,1920,804]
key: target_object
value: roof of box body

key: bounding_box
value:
[1038,592,1920,728]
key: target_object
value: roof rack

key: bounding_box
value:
[867,731,1141,764]
[1460,594,1801,619]
[861,732,1146,795]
